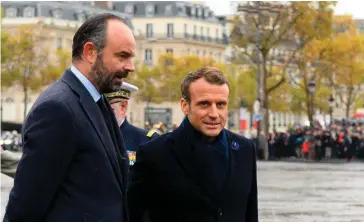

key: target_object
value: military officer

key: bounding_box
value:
[105,82,159,166]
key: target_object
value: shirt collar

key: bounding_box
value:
[70,65,101,102]
[119,118,125,127]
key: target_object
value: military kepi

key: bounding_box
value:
[105,82,139,102]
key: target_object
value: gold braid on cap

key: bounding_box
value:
[105,89,130,99]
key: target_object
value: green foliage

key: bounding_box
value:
[43,49,72,85]
[1,25,49,90]
[236,67,257,112]
[1,24,71,119]
[230,2,335,130]
[130,54,239,108]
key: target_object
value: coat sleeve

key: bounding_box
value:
[127,144,152,222]
[246,140,258,222]
[4,99,76,222]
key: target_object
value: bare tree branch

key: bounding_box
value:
[267,76,286,93]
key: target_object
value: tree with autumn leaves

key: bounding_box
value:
[128,53,293,123]
[231,1,335,132]
[324,16,364,118]
[290,15,364,121]
[128,54,240,107]
[1,24,71,119]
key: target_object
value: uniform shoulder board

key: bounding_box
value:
[146,129,157,137]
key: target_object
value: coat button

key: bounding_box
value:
[218,208,223,216]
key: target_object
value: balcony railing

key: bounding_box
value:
[143,33,228,45]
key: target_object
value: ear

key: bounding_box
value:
[180,98,189,115]
[83,42,98,64]
[120,100,128,110]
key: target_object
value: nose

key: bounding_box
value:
[124,59,135,73]
[208,104,219,119]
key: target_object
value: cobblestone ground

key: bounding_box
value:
[258,161,364,222]
[2,160,364,221]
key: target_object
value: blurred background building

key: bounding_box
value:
[3,1,363,134]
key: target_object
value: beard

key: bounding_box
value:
[89,53,129,94]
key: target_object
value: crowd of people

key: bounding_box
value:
[0,130,22,152]
[255,119,364,161]
[4,118,364,162]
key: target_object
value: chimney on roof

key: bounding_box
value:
[92,1,113,10]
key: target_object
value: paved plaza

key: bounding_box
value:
[1,159,364,221]
[258,161,364,222]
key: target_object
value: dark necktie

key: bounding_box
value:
[97,96,124,169]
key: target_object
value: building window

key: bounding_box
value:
[191,7,196,16]
[146,3,155,17]
[187,48,190,55]
[197,7,202,17]
[5,7,17,18]
[204,9,210,18]
[165,4,173,15]
[203,50,206,57]
[193,25,197,40]
[165,52,173,65]
[125,4,134,14]
[196,49,200,55]
[86,12,96,19]
[56,37,62,49]
[146,23,153,38]
[216,28,219,39]
[200,27,204,41]
[77,13,86,22]
[184,24,188,38]
[145,49,153,64]
[23,7,35,18]
[52,9,62,19]
[186,6,191,17]
[5,98,14,103]
[209,52,213,57]
[176,3,184,15]
[218,53,222,62]
[167,23,174,38]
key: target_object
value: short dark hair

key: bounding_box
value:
[72,13,128,61]
[181,66,230,103]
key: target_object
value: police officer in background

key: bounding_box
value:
[105,82,159,166]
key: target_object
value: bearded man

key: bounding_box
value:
[4,13,135,222]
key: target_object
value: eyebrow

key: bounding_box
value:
[197,100,227,104]
[116,51,135,57]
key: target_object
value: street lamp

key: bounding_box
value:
[328,95,335,124]
[308,78,316,127]
[308,79,316,94]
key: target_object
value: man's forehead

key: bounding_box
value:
[107,19,130,31]
[106,22,136,54]
[190,82,229,94]
[191,91,229,101]
[106,19,135,42]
